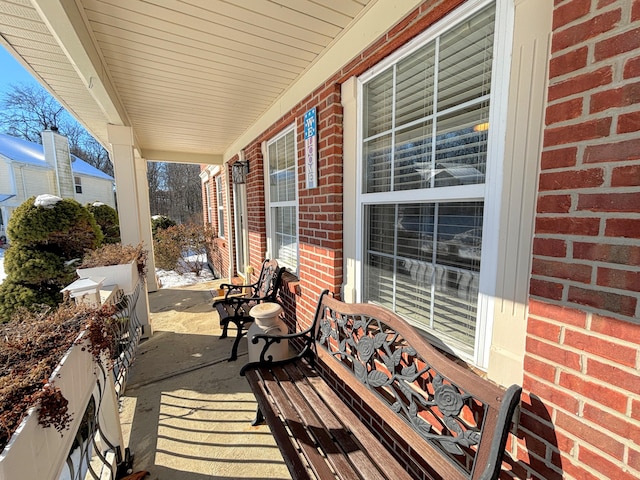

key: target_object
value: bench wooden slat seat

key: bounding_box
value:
[212,259,284,361]
[241,290,522,480]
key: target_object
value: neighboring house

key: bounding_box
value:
[202,2,640,479]
[0,129,115,240]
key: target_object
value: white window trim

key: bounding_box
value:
[354,0,513,369]
[263,124,300,273]
[204,181,212,224]
[216,176,225,239]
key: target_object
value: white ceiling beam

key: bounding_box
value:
[30,0,129,128]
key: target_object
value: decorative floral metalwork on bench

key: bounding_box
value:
[317,307,485,460]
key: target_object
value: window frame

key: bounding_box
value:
[204,181,212,224]
[74,176,82,194]
[215,176,225,239]
[264,124,299,274]
[355,0,512,368]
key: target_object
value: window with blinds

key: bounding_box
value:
[267,127,298,271]
[361,3,495,357]
[216,176,225,238]
[205,182,212,224]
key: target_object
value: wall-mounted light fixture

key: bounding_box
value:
[232,160,249,184]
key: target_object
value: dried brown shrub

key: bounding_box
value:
[0,302,116,451]
[79,242,148,277]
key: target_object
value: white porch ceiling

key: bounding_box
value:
[0,0,381,164]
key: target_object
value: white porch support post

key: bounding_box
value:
[134,154,159,292]
[107,124,152,337]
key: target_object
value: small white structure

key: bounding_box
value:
[62,276,106,307]
[0,130,116,239]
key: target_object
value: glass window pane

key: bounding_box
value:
[437,6,495,112]
[363,134,392,193]
[397,204,435,261]
[394,121,433,191]
[434,104,489,187]
[364,253,394,311]
[273,206,297,269]
[366,204,396,256]
[364,201,482,355]
[395,43,435,128]
[363,69,393,138]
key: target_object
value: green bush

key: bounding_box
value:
[87,202,120,244]
[0,196,103,321]
[8,196,103,249]
[151,215,176,237]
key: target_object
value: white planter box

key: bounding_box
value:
[77,260,138,295]
[0,335,123,480]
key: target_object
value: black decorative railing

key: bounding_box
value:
[59,280,142,480]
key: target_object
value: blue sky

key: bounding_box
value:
[0,46,39,95]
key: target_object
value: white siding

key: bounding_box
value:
[74,175,115,208]
[0,161,13,195]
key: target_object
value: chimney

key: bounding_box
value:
[41,127,75,199]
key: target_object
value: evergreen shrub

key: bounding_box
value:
[0,196,103,321]
[87,202,120,244]
[151,215,176,237]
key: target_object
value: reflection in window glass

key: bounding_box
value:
[365,202,482,354]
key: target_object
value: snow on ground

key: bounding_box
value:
[0,248,5,284]
[0,247,215,288]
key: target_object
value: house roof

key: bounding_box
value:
[0,133,113,181]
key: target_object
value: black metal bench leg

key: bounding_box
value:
[251,407,265,426]
[228,320,245,361]
[219,319,229,339]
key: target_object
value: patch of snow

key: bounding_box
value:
[34,194,62,208]
[0,247,215,288]
[156,251,214,287]
[92,201,105,206]
[0,248,5,284]
[156,267,215,288]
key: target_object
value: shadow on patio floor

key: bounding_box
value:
[119,281,291,480]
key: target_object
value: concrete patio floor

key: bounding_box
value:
[118,280,291,480]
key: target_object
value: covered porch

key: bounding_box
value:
[121,280,290,479]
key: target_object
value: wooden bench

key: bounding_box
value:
[212,259,284,361]
[240,290,521,480]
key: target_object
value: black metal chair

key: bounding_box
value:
[212,259,285,361]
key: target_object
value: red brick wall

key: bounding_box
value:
[525,0,640,479]
[203,0,640,478]
[238,0,467,331]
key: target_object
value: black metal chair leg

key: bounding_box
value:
[251,407,265,426]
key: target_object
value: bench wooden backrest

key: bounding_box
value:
[310,291,521,480]
[252,259,283,300]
